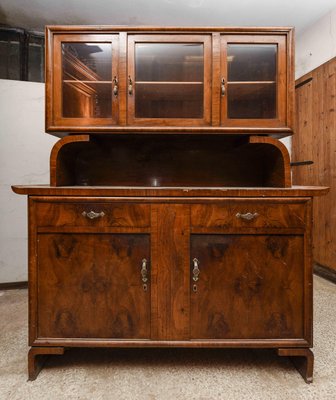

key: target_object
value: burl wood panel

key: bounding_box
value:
[37,233,150,339]
[191,200,307,231]
[293,58,336,271]
[190,234,304,339]
[36,201,150,228]
[151,204,190,340]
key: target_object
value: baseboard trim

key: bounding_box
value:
[0,281,28,290]
[314,263,336,284]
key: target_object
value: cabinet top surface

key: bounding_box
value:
[46,26,294,33]
[12,185,328,198]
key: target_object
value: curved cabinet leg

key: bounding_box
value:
[28,347,65,381]
[277,348,314,383]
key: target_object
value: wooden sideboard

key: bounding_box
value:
[12,25,328,382]
[12,185,328,382]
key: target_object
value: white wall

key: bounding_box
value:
[296,7,336,79]
[0,79,57,283]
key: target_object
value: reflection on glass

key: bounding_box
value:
[135,43,203,82]
[63,82,112,118]
[227,44,277,119]
[135,43,204,118]
[227,83,276,119]
[228,44,276,82]
[62,42,112,118]
[135,83,203,118]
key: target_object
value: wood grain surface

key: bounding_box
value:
[293,57,335,271]
[37,233,150,339]
[190,234,304,339]
[151,204,190,340]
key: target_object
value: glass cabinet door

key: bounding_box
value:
[127,35,211,126]
[220,35,287,127]
[52,34,119,127]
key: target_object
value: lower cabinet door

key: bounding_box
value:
[37,233,150,339]
[190,234,304,339]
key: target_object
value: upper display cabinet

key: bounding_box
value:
[45,27,294,136]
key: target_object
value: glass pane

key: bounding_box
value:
[227,83,276,119]
[134,43,204,119]
[227,44,277,82]
[62,43,112,80]
[62,42,112,118]
[135,83,203,118]
[135,43,203,82]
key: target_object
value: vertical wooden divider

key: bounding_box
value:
[151,204,190,340]
[211,32,221,126]
[118,32,127,125]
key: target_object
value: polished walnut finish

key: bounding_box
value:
[45,26,294,135]
[37,233,150,339]
[12,188,327,382]
[12,25,326,383]
[278,348,314,384]
[190,234,304,339]
[28,347,64,381]
[190,199,307,230]
[35,201,150,228]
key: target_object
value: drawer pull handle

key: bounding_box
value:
[192,258,200,282]
[82,210,105,220]
[236,212,259,221]
[141,258,148,291]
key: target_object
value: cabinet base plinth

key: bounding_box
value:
[277,348,314,383]
[28,347,65,381]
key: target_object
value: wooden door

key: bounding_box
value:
[190,234,304,339]
[37,233,150,339]
[220,35,287,128]
[50,34,119,128]
[293,62,336,272]
[127,34,212,126]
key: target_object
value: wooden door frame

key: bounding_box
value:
[50,33,119,128]
[127,34,212,126]
[220,34,287,128]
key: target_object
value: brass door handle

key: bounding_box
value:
[192,258,200,293]
[113,76,118,96]
[192,258,200,282]
[236,212,259,221]
[141,258,148,291]
[82,211,105,219]
[221,78,226,96]
[128,76,133,95]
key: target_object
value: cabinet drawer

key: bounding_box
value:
[191,201,307,230]
[35,202,150,228]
